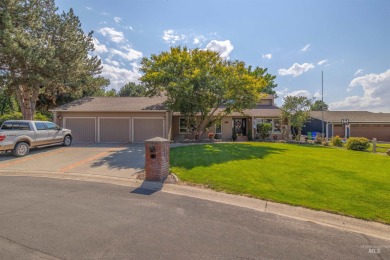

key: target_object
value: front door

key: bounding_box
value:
[234,118,247,136]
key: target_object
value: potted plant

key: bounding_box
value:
[232,128,237,141]
[208,132,215,140]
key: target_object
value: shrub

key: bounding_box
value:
[232,128,237,141]
[331,136,343,147]
[256,123,272,141]
[345,137,370,151]
[0,111,23,125]
[314,135,324,144]
[0,112,51,125]
[35,112,51,121]
[322,141,329,146]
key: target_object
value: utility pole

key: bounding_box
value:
[321,71,324,138]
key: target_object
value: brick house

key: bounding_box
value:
[51,95,282,143]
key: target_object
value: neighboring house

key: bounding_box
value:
[302,111,390,141]
[51,95,283,143]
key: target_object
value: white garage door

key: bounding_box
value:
[64,118,96,143]
[133,118,164,143]
[99,118,130,143]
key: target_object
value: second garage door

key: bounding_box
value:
[99,118,130,142]
[133,118,164,142]
[64,118,96,143]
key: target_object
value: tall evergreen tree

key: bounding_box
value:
[0,0,108,119]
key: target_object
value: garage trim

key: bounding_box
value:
[97,117,131,142]
[63,117,97,142]
[132,117,165,143]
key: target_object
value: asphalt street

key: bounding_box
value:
[0,176,388,260]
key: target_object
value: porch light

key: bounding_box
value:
[341,118,349,125]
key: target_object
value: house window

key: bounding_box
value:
[215,121,222,134]
[179,118,190,134]
[273,119,281,133]
[254,118,281,134]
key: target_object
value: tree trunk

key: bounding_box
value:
[15,85,38,120]
[297,128,302,141]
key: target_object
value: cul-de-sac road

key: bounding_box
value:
[0,176,389,260]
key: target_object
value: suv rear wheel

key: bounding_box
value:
[12,142,30,157]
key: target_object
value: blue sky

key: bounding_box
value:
[57,0,390,112]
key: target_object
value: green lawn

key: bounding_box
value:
[170,142,390,224]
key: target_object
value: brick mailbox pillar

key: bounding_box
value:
[144,137,170,181]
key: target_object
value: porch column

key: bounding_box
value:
[251,116,254,140]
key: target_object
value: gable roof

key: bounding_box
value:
[172,105,281,117]
[310,111,390,123]
[51,96,168,112]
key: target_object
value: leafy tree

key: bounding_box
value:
[118,82,146,97]
[281,95,312,140]
[310,100,329,111]
[104,88,118,97]
[0,85,17,115]
[0,0,107,119]
[247,66,278,96]
[141,46,269,136]
[256,123,272,141]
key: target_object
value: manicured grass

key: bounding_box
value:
[170,142,390,224]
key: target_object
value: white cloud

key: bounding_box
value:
[92,38,108,54]
[162,29,186,44]
[314,91,321,98]
[114,17,122,23]
[86,6,92,11]
[262,53,272,59]
[285,90,311,98]
[97,27,125,43]
[110,47,142,61]
[278,63,315,77]
[354,69,364,76]
[105,57,120,67]
[101,63,141,90]
[317,59,328,65]
[301,44,311,52]
[276,88,288,96]
[192,35,206,45]
[205,40,234,60]
[330,69,390,112]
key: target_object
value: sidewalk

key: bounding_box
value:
[0,169,388,241]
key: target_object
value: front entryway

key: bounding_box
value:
[233,118,247,136]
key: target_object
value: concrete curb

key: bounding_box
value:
[0,169,389,241]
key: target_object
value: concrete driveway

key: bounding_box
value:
[0,143,145,179]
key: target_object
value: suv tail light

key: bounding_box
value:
[0,135,6,142]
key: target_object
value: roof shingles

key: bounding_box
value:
[310,111,390,123]
[52,97,167,112]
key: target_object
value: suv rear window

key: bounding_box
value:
[1,122,31,130]
[1,122,13,130]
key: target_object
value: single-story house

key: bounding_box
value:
[51,95,283,143]
[302,111,390,141]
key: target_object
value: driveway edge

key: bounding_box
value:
[0,170,389,241]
